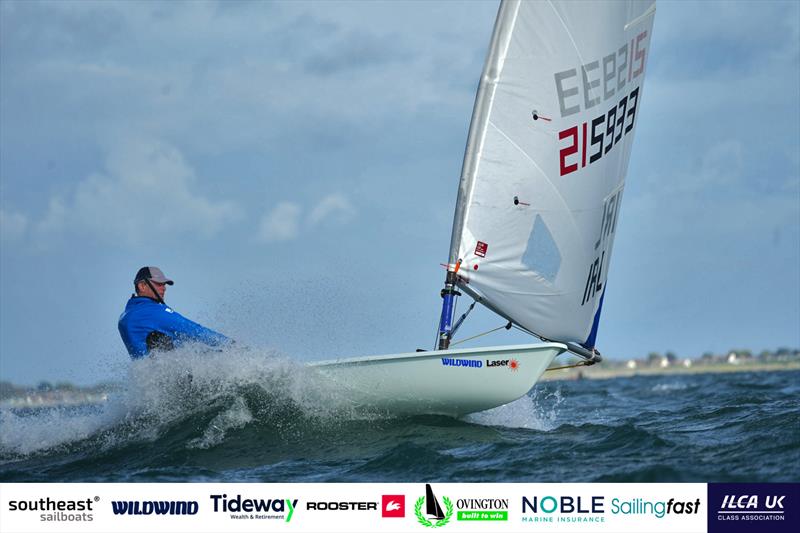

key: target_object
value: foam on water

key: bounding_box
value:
[651,381,690,392]
[464,387,564,430]
[0,400,121,456]
[187,396,254,450]
[0,344,362,458]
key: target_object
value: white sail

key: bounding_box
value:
[449,0,656,348]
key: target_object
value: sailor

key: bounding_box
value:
[118,266,232,359]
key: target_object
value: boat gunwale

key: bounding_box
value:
[307,342,567,368]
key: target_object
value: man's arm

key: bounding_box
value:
[159,307,232,348]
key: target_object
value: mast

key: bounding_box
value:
[437,0,518,351]
[437,266,460,350]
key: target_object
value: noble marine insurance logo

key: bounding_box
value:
[7,496,99,522]
[415,484,453,528]
[522,495,605,525]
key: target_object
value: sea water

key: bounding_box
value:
[1,347,797,482]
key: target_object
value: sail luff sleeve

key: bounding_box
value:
[447,0,521,265]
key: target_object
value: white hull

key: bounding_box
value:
[307,343,566,416]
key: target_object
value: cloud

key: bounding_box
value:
[303,28,407,76]
[34,139,242,245]
[257,202,302,242]
[0,1,494,155]
[0,209,28,242]
[628,138,798,244]
[308,193,355,226]
[257,192,356,243]
[627,1,799,247]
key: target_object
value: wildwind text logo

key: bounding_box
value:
[111,500,198,515]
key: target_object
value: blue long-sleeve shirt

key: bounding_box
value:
[118,296,231,359]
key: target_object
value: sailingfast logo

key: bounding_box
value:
[610,497,700,518]
[7,496,98,522]
[415,484,453,528]
[111,500,198,515]
[441,357,482,368]
[210,494,297,522]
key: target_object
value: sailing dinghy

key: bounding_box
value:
[309,0,656,416]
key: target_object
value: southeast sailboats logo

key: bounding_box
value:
[415,484,453,528]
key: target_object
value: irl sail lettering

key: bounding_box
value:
[582,190,621,306]
[594,190,621,254]
[555,31,648,176]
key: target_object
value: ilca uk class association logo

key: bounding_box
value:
[708,483,799,533]
[415,484,454,528]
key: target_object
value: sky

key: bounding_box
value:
[1,0,798,386]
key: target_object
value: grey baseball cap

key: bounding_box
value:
[134,266,174,285]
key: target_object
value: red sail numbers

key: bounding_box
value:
[555,30,648,177]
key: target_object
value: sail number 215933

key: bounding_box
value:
[558,86,639,177]
[554,29,649,177]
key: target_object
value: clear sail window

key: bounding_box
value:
[522,214,561,283]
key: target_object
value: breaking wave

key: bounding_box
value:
[1,355,797,483]
[0,345,363,458]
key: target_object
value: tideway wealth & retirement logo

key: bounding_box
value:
[210,493,298,522]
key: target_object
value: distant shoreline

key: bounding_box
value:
[542,360,800,381]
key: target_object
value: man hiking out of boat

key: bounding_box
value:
[118,266,232,359]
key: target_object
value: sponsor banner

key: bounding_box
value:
[1,482,710,532]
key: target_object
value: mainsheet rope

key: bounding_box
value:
[449,324,509,347]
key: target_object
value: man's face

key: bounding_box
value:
[137,280,167,301]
